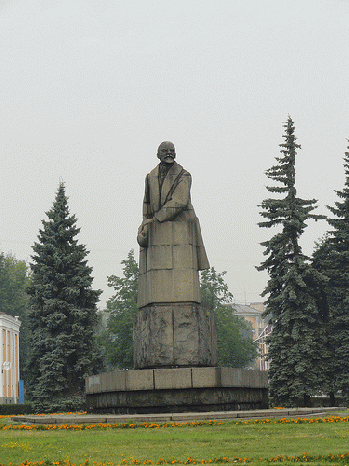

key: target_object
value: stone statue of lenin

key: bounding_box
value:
[137,141,210,309]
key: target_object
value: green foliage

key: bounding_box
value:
[26,182,103,412]
[200,267,233,309]
[258,116,326,406]
[0,252,30,316]
[312,143,349,398]
[311,236,336,401]
[200,268,258,368]
[0,403,34,415]
[100,250,139,370]
[215,307,258,368]
[0,252,31,382]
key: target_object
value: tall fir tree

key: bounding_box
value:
[311,235,336,403]
[27,183,103,412]
[258,116,326,406]
[312,142,349,399]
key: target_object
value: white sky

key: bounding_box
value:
[1,0,348,307]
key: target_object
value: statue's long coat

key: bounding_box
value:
[137,161,209,309]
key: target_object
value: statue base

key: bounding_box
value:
[85,367,269,414]
[133,303,217,369]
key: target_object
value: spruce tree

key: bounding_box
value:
[27,183,102,412]
[313,142,349,399]
[258,116,325,406]
[311,236,336,404]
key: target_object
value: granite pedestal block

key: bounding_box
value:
[133,303,217,369]
[85,367,269,414]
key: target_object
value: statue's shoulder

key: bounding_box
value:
[146,165,159,179]
[175,163,191,178]
[167,162,189,176]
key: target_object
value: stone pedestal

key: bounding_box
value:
[85,367,269,414]
[134,303,217,369]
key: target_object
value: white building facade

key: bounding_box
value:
[0,313,21,403]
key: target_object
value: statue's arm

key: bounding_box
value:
[154,172,191,222]
[137,176,152,247]
[142,174,151,220]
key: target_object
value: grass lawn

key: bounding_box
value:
[1,412,349,465]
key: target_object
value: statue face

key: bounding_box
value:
[157,142,176,165]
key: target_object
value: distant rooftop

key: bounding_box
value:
[232,302,265,315]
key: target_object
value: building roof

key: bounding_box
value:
[0,313,21,331]
[232,302,265,316]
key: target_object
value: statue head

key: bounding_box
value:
[157,141,176,165]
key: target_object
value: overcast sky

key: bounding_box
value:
[1,0,349,307]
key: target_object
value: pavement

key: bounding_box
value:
[11,406,344,425]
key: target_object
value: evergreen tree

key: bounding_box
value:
[27,183,102,412]
[312,142,349,400]
[258,116,326,406]
[311,235,336,404]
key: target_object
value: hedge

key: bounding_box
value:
[0,403,34,415]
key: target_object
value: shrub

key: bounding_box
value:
[0,403,34,415]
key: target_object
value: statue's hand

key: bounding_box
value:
[142,218,153,227]
[137,219,152,247]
